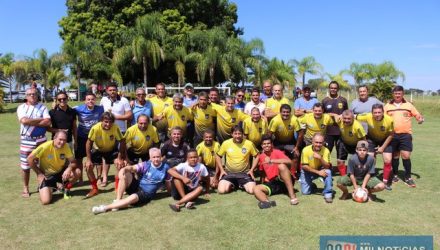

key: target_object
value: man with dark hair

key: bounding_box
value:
[299,103,334,146]
[214,96,248,143]
[160,126,191,168]
[17,87,51,197]
[250,135,298,209]
[243,107,268,147]
[196,129,221,188]
[234,88,246,112]
[384,85,424,187]
[216,126,258,194]
[27,131,81,204]
[74,92,104,184]
[100,83,132,134]
[294,85,319,117]
[124,114,159,164]
[356,104,394,190]
[191,91,217,146]
[244,88,266,115]
[157,93,193,139]
[85,112,126,197]
[49,91,77,148]
[208,87,221,105]
[322,81,348,160]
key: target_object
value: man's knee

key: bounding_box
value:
[375,182,385,191]
[277,163,288,172]
[217,181,231,194]
[244,183,255,194]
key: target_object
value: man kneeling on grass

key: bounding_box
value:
[92,148,170,214]
[167,149,210,212]
[250,135,299,209]
[337,140,385,201]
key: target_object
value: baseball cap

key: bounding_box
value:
[356,140,369,149]
[184,83,193,89]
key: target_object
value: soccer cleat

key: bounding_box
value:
[258,201,272,209]
[169,204,181,212]
[185,202,195,209]
[392,175,399,183]
[404,178,416,188]
[86,188,98,198]
[63,190,72,200]
[324,197,333,203]
[269,200,277,207]
[384,184,392,191]
[92,205,106,215]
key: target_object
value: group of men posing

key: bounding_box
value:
[17,80,424,212]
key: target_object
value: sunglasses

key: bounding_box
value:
[58,98,67,101]
[236,95,244,97]
[26,93,37,96]
[136,94,146,96]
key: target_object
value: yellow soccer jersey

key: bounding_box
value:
[217,138,258,173]
[301,145,331,170]
[149,96,173,131]
[265,97,289,114]
[268,114,301,143]
[196,141,220,169]
[88,122,123,152]
[357,113,394,142]
[337,119,366,146]
[243,117,268,147]
[192,105,217,137]
[124,124,159,154]
[32,140,73,175]
[162,106,193,136]
[216,108,248,142]
[299,113,334,140]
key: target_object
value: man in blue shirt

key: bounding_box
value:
[92,148,170,214]
[131,87,153,125]
[183,83,198,107]
[234,88,246,112]
[74,92,104,182]
[294,85,319,117]
[260,80,273,102]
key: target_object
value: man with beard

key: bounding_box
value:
[196,129,220,188]
[191,91,217,146]
[214,96,248,144]
[124,115,159,164]
[150,82,173,142]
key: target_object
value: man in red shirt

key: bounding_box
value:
[249,135,299,209]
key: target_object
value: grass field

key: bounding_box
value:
[0,98,439,249]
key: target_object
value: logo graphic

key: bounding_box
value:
[348,131,353,137]
[146,135,150,141]
[181,115,186,121]
[338,102,343,109]
[231,118,236,123]
[288,125,292,130]
[321,124,326,129]
[47,154,54,160]
[109,135,114,140]
[134,136,139,141]
[241,148,247,154]
[380,126,385,131]
[205,114,210,119]
[60,154,65,160]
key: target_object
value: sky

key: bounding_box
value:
[0,1,439,90]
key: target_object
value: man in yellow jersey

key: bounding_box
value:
[299,103,334,146]
[216,126,259,194]
[124,114,159,164]
[85,112,126,197]
[215,96,248,143]
[384,85,424,187]
[264,84,289,119]
[196,129,220,188]
[267,104,302,172]
[158,93,193,140]
[243,107,268,148]
[335,110,366,176]
[299,133,333,203]
[356,104,394,190]
[192,91,217,146]
[27,131,80,204]
[150,82,173,142]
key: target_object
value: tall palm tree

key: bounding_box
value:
[369,61,405,101]
[63,35,105,99]
[261,57,295,87]
[291,56,323,88]
[343,62,375,87]
[47,68,67,93]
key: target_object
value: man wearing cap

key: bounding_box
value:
[337,140,385,201]
[294,85,319,117]
[183,83,198,108]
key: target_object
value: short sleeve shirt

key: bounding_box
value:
[258,149,289,181]
[268,114,301,144]
[124,124,159,154]
[17,102,50,137]
[196,141,220,169]
[32,140,73,175]
[100,96,131,132]
[136,161,170,195]
[356,113,393,142]
[347,153,375,180]
[336,120,366,146]
[265,97,289,114]
[149,96,173,131]
[174,162,209,189]
[162,106,193,136]
[301,145,331,170]
[322,96,348,135]
[49,106,77,142]
[74,104,104,138]
[88,122,123,152]
[294,97,319,111]
[384,101,421,134]
[132,100,153,125]
[217,138,258,173]
[299,113,334,140]
[192,104,217,138]
[160,140,191,165]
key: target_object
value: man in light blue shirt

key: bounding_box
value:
[294,85,319,117]
[131,87,153,125]
[183,83,198,107]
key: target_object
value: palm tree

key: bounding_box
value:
[240,38,265,85]
[261,57,295,87]
[47,68,67,93]
[369,61,405,101]
[291,56,323,88]
[343,62,375,87]
[63,35,105,100]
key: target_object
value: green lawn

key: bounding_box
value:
[0,100,439,249]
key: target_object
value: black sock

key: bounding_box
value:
[402,159,412,179]
[392,158,400,175]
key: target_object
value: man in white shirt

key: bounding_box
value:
[244,88,266,115]
[100,83,132,134]
[17,87,51,197]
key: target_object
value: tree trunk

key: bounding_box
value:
[77,68,81,101]
[143,56,148,91]
[8,79,12,103]
[302,73,306,88]
[210,67,215,87]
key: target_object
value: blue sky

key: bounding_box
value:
[1,1,439,90]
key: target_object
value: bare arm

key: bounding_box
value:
[114,110,133,121]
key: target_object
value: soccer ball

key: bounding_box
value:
[353,187,368,203]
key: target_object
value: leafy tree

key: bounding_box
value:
[343,62,375,87]
[291,56,323,88]
[261,58,295,87]
[369,61,405,101]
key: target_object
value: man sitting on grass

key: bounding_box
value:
[250,135,299,209]
[91,148,170,214]
[336,140,385,201]
[27,131,80,205]
[167,149,210,212]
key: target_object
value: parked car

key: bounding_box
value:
[67,90,78,101]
